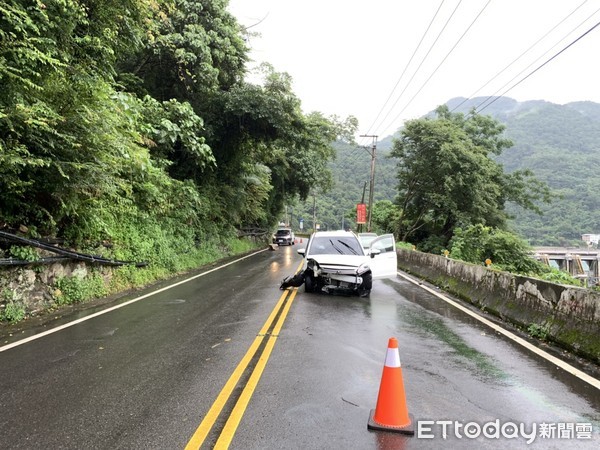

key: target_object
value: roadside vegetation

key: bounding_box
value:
[362,107,580,286]
[0,2,588,325]
[294,98,600,249]
[0,1,356,322]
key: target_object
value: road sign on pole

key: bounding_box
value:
[357,203,367,224]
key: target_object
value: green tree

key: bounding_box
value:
[117,0,247,100]
[197,65,343,230]
[371,200,401,234]
[390,106,551,252]
[449,224,542,274]
[119,1,343,230]
[0,0,153,231]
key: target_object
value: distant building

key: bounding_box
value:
[582,234,600,246]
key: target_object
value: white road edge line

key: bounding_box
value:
[396,271,600,390]
[0,249,269,353]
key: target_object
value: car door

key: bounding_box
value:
[368,234,397,278]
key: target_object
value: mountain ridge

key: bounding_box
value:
[297,97,600,246]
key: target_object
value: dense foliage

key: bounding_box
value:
[297,98,600,248]
[449,224,542,274]
[0,1,347,255]
[448,97,600,246]
[448,224,581,285]
[389,106,551,252]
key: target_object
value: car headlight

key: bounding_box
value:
[357,262,370,275]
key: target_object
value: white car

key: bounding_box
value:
[296,230,397,296]
[358,232,379,254]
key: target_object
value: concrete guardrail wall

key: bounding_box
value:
[397,249,600,364]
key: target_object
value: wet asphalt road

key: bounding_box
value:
[0,245,599,449]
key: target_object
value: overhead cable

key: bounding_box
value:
[361,0,446,143]
[475,18,600,115]
[451,0,590,113]
[362,0,464,144]
[378,0,492,137]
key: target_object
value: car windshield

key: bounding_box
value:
[309,236,363,256]
[276,229,291,236]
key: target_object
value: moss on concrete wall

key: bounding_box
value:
[397,249,600,364]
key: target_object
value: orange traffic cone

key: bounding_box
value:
[367,337,414,435]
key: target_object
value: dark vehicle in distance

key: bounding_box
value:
[273,228,295,246]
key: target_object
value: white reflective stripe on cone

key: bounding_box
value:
[385,348,401,368]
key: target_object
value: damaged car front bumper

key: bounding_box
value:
[307,258,370,295]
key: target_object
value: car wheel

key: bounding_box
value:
[305,272,316,293]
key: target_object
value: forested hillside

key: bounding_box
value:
[0,1,353,264]
[449,97,600,246]
[0,0,360,316]
[285,141,398,232]
[295,97,600,247]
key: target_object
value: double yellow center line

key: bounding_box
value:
[185,278,300,449]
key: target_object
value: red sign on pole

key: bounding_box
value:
[356,203,367,224]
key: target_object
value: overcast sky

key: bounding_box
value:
[227,0,600,143]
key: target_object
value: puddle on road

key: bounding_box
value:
[376,280,510,384]
[411,312,509,383]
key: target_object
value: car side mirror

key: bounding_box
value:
[370,248,381,258]
[297,248,306,256]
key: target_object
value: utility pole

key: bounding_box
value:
[312,193,317,233]
[358,181,367,233]
[360,134,378,232]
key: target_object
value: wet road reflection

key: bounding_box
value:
[0,246,598,449]
[236,249,599,449]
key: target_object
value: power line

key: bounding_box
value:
[361,0,464,146]
[377,0,492,137]
[473,9,600,115]
[476,18,600,115]
[451,0,590,113]
[362,0,446,141]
